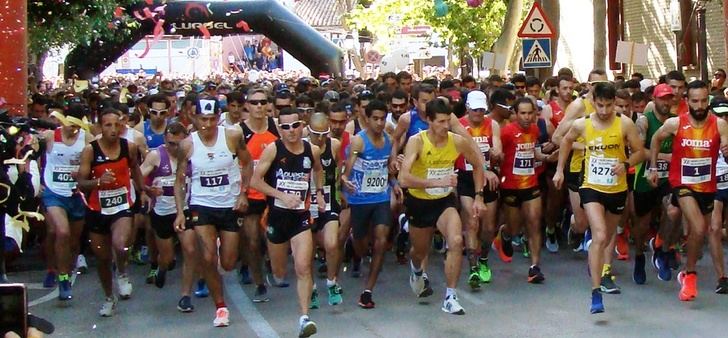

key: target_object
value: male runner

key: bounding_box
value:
[41,105,92,302]
[555,82,645,313]
[709,99,728,294]
[172,97,252,327]
[251,107,326,337]
[135,94,169,149]
[341,100,400,308]
[399,98,487,315]
[219,91,245,128]
[648,80,728,301]
[77,108,149,316]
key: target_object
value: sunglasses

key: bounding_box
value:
[391,103,407,109]
[248,99,268,106]
[279,121,303,130]
[275,104,291,110]
[496,103,513,111]
[297,107,314,113]
[150,109,168,115]
[308,126,330,136]
[471,108,487,113]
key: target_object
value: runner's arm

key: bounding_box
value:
[128,142,148,196]
[249,143,286,200]
[174,139,192,215]
[649,117,678,169]
[623,117,646,168]
[717,118,728,159]
[552,98,585,144]
[490,120,503,164]
[341,136,364,191]
[231,128,253,191]
[75,145,96,192]
[391,113,411,157]
[398,136,432,189]
[556,118,585,174]
[139,149,160,178]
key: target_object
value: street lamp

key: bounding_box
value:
[670,0,681,70]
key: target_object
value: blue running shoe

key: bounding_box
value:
[194,279,209,298]
[239,266,252,285]
[583,229,592,252]
[590,289,604,314]
[43,271,57,288]
[633,254,647,285]
[58,279,72,301]
[656,251,672,281]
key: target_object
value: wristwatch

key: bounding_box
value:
[476,190,485,198]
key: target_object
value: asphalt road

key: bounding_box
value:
[12,244,728,338]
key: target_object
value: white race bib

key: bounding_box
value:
[718,172,728,190]
[310,185,332,218]
[587,157,618,186]
[361,168,388,193]
[274,179,308,210]
[644,160,669,179]
[465,143,491,171]
[681,158,711,185]
[99,187,130,215]
[425,167,454,196]
[51,165,78,189]
[513,150,535,176]
[199,168,230,194]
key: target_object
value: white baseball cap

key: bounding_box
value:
[466,90,488,110]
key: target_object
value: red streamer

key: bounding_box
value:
[236,20,250,32]
[199,24,211,39]
[135,37,152,58]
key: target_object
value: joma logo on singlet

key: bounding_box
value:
[587,144,620,151]
[681,139,711,148]
[473,136,489,144]
[516,143,535,151]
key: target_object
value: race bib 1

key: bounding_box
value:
[681,157,711,185]
[513,150,535,176]
[310,185,332,218]
[274,179,308,210]
[52,165,78,188]
[587,157,618,186]
[199,169,230,194]
[644,160,669,179]
[99,187,130,215]
[425,167,454,196]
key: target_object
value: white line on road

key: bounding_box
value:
[29,272,78,307]
[225,274,280,338]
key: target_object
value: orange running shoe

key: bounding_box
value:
[492,228,513,263]
[615,232,630,261]
[678,271,698,301]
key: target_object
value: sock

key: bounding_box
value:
[592,287,601,294]
[363,289,371,294]
[58,273,70,282]
[617,226,624,235]
[530,264,537,269]
[299,315,309,325]
[410,260,423,275]
[274,276,286,285]
[215,301,226,309]
[445,288,456,298]
[326,279,336,287]
[601,264,611,277]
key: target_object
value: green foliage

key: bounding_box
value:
[346,0,507,56]
[28,0,138,56]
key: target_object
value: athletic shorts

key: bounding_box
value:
[579,188,627,215]
[350,202,392,239]
[633,184,671,217]
[501,187,541,208]
[150,210,193,239]
[566,170,583,192]
[86,209,133,235]
[312,211,339,233]
[671,187,715,215]
[716,189,728,204]
[538,173,548,193]
[456,171,498,203]
[41,189,85,221]
[241,199,267,216]
[266,207,311,244]
[189,205,240,232]
[404,193,457,229]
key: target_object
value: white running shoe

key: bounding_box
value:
[441,295,465,315]
[76,254,88,274]
[213,307,230,327]
[298,316,317,337]
[117,274,133,299]
[99,296,117,317]
[409,271,425,297]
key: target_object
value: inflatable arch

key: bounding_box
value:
[65,0,344,79]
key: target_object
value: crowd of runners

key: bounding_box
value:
[13,67,728,337]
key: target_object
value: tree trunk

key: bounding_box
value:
[593,0,607,70]
[541,0,560,80]
[723,0,728,69]
[491,0,524,75]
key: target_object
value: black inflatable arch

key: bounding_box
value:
[65,0,344,79]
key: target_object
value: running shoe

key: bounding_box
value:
[351,258,362,278]
[422,273,434,297]
[177,296,194,313]
[358,290,375,309]
[600,274,621,294]
[43,271,57,288]
[76,254,88,274]
[656,252,671,281]
[99,296,117,317]
[492,228,513,263]
[583,229,592,252]
[140,245,150,263]
[146,268,158,284]
[441,295,465,315]
[715,277,728,294]
[155,269,167,289]
[239,265,252,285]
[545,227,559,253]
[117,274,133,299]
[130,249,145,266]
[253,284,270,303]
[678,271,697,301]
[328,284,343,305]
[649,237,660,269]
[633,254,647,285]
[266,274,291,288]
[477,258,492,283]
[615,231,629,260]
[58,279,72,301]
[298,316,317,337]
[667,248,680,270]
[309,289,320,309]
[195,279,210,298]
[468,267,481,290]
[522,243,531,258]
[590,289,604,314]
[409,269,426,297]
[434,233,446,254]
[568,227,585,252]
[527,265,545,284]
[213,307,230,327]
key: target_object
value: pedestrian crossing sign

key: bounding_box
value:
[521,38,552,68]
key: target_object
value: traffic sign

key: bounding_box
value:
[187,47,200,59]
[365,50,382,65]
[521,38,552,68]
[517,3,555,38]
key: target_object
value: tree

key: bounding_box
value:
[491,0,525,75]
[593,0,607,70]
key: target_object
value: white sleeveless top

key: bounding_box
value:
[189,126,240,208]
[43,129,85,196]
